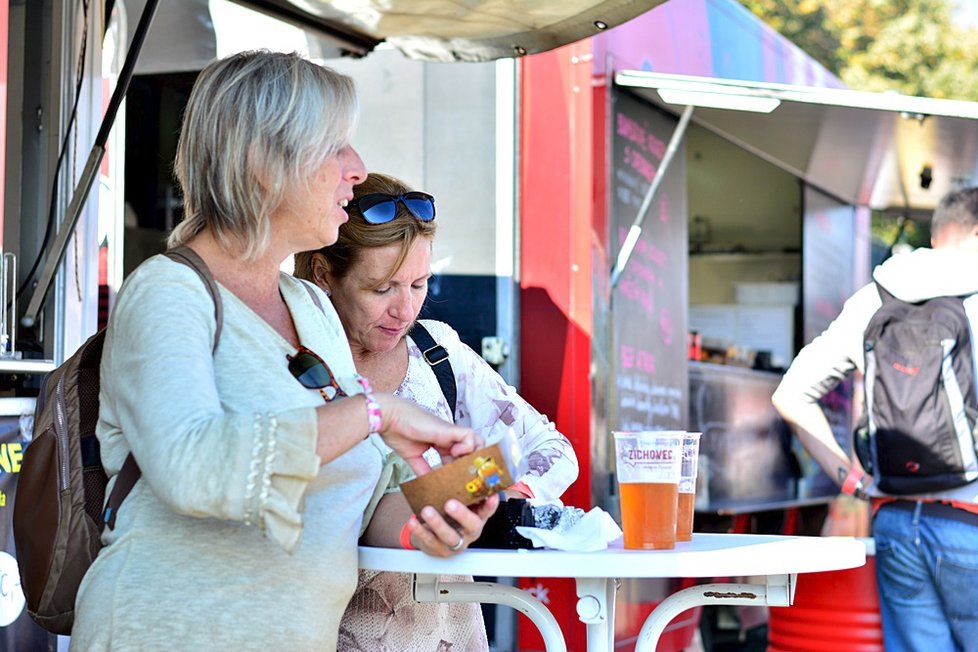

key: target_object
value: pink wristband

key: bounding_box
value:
[399,519,415,550]
[509,481,534,499]
[357,376,382,437]
[841,467,867,498]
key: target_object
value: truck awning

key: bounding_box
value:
[127,0,669,67]
[255,0,670,61]
[238,0,668,61]
[615,70,978,213]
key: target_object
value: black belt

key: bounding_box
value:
[881,500,978,527]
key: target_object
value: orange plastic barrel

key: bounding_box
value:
[767,543,882,652]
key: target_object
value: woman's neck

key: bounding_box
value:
[352,338,409,393]
[185,233,298,345]
[186,233,280,285]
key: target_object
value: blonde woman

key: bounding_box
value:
[72,52,490,651]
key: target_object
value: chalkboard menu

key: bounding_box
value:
[610,89,688,430]
[802,188,856,342]
[801,187,856,494]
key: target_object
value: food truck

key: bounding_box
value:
[4,0,978,650]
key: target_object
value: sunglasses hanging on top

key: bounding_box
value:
[349,192,436,224]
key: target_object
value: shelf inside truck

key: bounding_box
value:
[0,359,55,374]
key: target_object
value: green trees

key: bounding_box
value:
[741,0,978,100]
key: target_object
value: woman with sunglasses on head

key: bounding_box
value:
[71,52,495,652]
[294,172,579,651]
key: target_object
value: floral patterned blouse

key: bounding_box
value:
[338,319,579,651]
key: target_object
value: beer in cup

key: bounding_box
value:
[676,432,701,542]
[613,431,683,550]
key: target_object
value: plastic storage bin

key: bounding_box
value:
[734,282,799,305]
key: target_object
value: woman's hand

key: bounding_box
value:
[376,394,480,476]
[408,496,499,558]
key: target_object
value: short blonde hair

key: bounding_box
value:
[294,173,437,288]
[168,50,358,259]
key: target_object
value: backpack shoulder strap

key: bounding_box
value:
[409,321,457,421]
[103,455,140,530]
[104,247,223,530]
[164,246,223,354]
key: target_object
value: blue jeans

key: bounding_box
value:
[873,502,978,652]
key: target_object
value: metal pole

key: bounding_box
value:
[3,253,17,357]
[22,0,160,328]
[610,104,694,290]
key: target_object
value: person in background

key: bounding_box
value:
[294,172,579,651]
[71,51,494,651]
[772,187,978,652]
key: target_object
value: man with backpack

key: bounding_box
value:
[772,186,978,652]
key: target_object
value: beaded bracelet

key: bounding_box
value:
[357,376,382,438]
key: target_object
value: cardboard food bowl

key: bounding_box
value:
[400,443,515,518]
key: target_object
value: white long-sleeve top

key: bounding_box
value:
[373,318,578,502]
[340,319,578,652]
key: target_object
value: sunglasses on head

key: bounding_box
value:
[287,346,348,402]
[350,192,436,225]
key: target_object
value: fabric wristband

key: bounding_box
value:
[508,481,534,499]
[357,376,382,437]
[841,467,868,498]
[399,519,415,550]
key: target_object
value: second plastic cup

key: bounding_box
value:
[676,432,701,542]
[613,431,683,550]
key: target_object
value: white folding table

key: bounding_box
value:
[359,532,866,652]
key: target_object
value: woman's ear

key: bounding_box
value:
[310,253,333,295]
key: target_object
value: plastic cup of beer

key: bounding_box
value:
[676,432,701,542]
[613,431,683,550]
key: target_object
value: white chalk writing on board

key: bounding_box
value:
[611,89,688,430]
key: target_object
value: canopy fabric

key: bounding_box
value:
[615,71,978,214]
[234,0,669,61]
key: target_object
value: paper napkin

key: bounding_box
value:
[515,507,623,552]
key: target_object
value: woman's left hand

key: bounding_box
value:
[409,495,500,557]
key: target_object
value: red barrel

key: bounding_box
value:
[767,550,883,652]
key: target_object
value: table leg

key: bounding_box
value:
[575,577,617,652]
[412,573,568,652]
[634,574,795,651]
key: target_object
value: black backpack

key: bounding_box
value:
[856,283,978,494]
[12,247,222,634]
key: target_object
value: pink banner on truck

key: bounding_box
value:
[593,0,843,88]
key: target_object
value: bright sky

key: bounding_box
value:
[954,0,978,27]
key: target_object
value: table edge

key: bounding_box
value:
[358,533,868,579]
